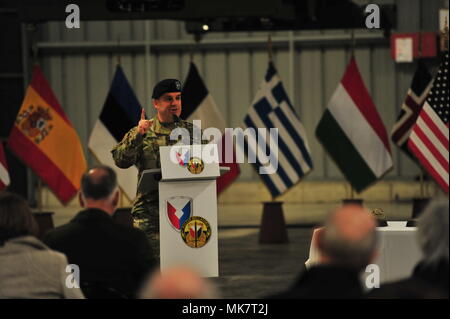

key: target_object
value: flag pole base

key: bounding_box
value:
[259,201,289,244]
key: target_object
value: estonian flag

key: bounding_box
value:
[88,65,141,200]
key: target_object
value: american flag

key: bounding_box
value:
[391,61,433,157]
[408,52,449,193]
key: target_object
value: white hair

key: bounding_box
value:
[417,200,449,265]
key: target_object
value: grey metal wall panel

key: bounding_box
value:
[131,21,145,41]
[204,52,229,123]
[297,48,324,179]
[62,23,84,41]
[228,50,253,180]
[86,55,110,130]
[133,54,148,111]
[86,21,108,41]
[45,21,62,41]
[397,0,421,31]
[156,20,180,39]
[157,52,181,80]
[110,21,132,41]
[35,0,439,182]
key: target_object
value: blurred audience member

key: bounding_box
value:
[368,200,448,299]
[139,266,219,299]
[43,165,157,299]
[269,204,377,299]
[0,192,84,299]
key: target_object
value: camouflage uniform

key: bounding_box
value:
[111,116,204,260]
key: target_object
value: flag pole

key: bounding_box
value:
[418,31,422,59]
[117,37,121,66]
[29,23,39,66]
[441,17,448,52]
[190,32,202,63]
[267,33,274,62]
[189,38,194,63]
[350,29,356,59]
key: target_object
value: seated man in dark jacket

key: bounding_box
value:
[43,165,157,299]
[269,205,378,299]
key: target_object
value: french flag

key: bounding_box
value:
[182,62,240,194]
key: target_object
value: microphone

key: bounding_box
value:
[173,114,180,126]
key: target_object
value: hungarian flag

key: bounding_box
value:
[88,65,140,200]
[316,57,393,192]
[0,142,10,190]
[408,52,449,193]
[391,61,433,157]
[8,65,87,204]
[182,62,240,194]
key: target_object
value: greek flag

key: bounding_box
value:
[243,62,313,197]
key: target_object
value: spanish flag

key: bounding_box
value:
[8,65,87,204]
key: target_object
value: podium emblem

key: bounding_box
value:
[175,148,190,167]
[187,157,204,174]
[181,216,211,248]
[166,196,192,231]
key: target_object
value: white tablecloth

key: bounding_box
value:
[305,221,423,284]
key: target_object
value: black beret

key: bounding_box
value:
[152,79,182,99]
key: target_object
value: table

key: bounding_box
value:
[305,221,423,284]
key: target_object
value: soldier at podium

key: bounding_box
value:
[112,79,206,260]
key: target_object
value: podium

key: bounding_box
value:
[139,144,222,277]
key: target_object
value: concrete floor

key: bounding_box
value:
[213,227,312,299]
[211,201,413,298]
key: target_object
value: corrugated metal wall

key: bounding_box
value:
[36,0,444,182]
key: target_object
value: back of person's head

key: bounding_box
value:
[81,165,118,200]
[0,192,38,243]
[139,266,219,299]
[318,204,377,271]
[417,200,449,265]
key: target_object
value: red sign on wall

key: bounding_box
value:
[390,32,437,61]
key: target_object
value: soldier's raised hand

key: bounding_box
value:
[138,108,151,135]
